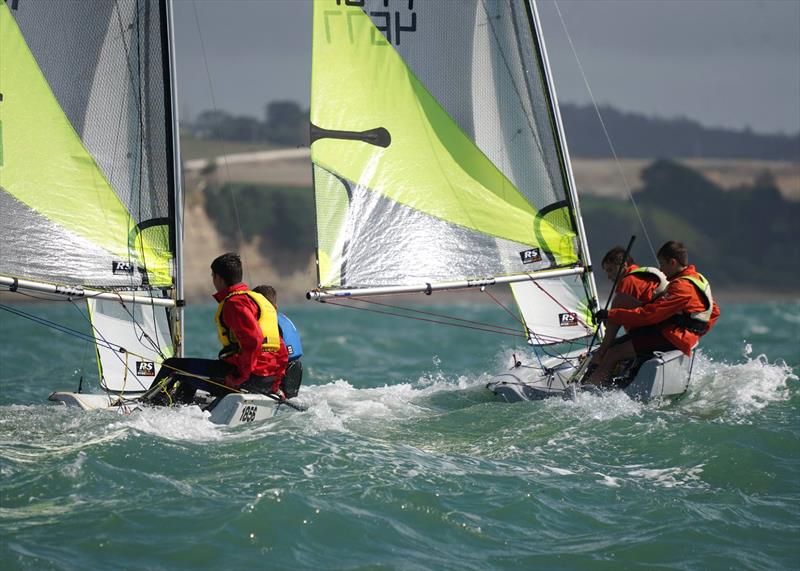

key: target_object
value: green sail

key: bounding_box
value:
[310,3,577,264]
[0,2,171,286]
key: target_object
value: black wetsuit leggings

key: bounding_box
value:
[148,357,276,400]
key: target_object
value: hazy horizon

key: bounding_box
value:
[173,0,800,137]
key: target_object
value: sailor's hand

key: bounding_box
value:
[223,374,241,389]
[594,309,609,322]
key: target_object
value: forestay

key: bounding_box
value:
[0,0,182,392]
[308,0,597,346]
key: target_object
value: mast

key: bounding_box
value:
[527,0,600,311]
[163,0,184,357]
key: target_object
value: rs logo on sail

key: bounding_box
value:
[112,261,135,275]
[136,362,155,376]
[519,248,542,264]
[559,312,578,327]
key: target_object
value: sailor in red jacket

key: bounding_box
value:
[586,241,720,386]
[143,253,288,406]
[213,279,288,394]
[591,246,668,365]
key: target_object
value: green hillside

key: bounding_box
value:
[202,160,799,292]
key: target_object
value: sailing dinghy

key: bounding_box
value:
[0,0,294,426]
[305,0,694,402]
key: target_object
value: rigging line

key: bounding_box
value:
[480,287,545,369]
[346,296,524,335]
[479,287,564,344]
[481,280,591,358]
[1,300,163,384]
[0,304,123,352]
[114,293,167,360]
[528,276,592,330]
[323,300,527,338]
[191,1,250,283]
[552,1,658,262]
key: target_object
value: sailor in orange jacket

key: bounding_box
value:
[586,241,720,385]
[591,246,668,365]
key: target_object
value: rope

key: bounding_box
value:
[480,288,545,369]
[553,1,658,262]
[1,300,304,410]
[528,277,592,331]
[68,300,150,393]
[191,1,250,283]
[323,299,526,339]
[0,303,119,350]
[349,296,524,335]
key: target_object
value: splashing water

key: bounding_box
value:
[0,301,797,570]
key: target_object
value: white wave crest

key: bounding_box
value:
[680,348,796,420]
[109,404,226,442]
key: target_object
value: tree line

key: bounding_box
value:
[186,100,799,161]
[203,160,799,291]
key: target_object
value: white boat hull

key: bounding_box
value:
[48,391,294,427]
[487,349,695,403]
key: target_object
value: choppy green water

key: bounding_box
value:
[1,299,798,570]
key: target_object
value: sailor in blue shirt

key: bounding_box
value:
[278,313,303,362]
[253,285,304,398]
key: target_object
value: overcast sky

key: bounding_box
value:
[173,0,800,135]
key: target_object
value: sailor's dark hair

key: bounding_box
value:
[657,241,688,266]
[601,246,634,267]
[210,253,242,286]
[253,285,277,308]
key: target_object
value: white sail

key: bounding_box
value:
[511,275,595,345]
[88,296,174,393]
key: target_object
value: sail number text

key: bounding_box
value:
[239,405,257,423]
[327,0,417,47]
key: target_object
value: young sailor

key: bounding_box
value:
[591,246,668,364]
[586,241,720,386]
[143,253,288,405]
[253,285,304,398]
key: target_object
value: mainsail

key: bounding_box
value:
[0,0,183,391]
[308,0,598,346]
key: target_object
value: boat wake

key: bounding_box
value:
[1,342,794,448]
[679,344,797,421]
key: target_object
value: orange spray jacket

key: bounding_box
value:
[608,265,720,355]
[616,264,667,304]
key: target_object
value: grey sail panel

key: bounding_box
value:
[0,192,147,288]
[314,166,556,289]
[362,0,572,222]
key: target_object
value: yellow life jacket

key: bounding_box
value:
[626,266,668,298]
[215,290,281,359]
[677,273,714,323]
